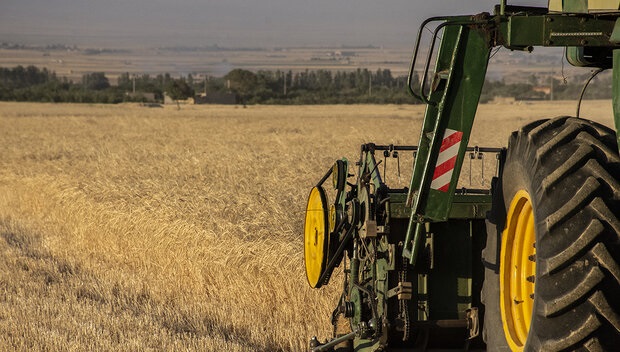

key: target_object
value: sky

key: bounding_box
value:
[0,0,548,48]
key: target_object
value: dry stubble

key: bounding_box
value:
[0,100,615,351]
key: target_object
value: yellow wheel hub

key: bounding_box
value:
[500,190,536,351]
[304,186,329,288]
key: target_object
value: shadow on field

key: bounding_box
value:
[0,221,283,351]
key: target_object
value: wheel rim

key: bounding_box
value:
[500,189,536,351]
[304,186,329,288]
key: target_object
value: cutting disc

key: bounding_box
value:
[304,186,329,288]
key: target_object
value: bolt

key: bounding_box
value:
[369,318,377,330]
[309,336,320,348]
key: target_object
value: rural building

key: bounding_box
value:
[194,92,237,105]
[126,92,157,102]
[532,86,552,95]
[164,93,194,105]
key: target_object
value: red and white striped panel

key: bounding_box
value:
[430,128,463,192]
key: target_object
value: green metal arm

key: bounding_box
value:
[403,16,492,262]
[406,17,492,222]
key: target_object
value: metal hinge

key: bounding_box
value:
[387,282,413,300]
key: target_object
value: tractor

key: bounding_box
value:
[303,1,620,351]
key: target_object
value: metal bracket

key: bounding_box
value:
[465,307,480,340]
[361,220,377,238]
[387,282,413,300]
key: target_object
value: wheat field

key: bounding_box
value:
[0,101,616,351]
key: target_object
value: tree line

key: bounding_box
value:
[0,65,613,105]
[0,66,144,104]
[221,68,415,104]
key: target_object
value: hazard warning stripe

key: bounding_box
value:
[430,129,463,193]
[438,130,462,153]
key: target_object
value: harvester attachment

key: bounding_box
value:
[306,2,620,351]
[306,144,499,351]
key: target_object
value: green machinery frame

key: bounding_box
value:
[402,2,620,269]
[308,2,620,351]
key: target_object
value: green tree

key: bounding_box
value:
[224,69,258,104]
[166,79,193,109]
[82,72,110,90]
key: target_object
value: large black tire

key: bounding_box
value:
[482,174,511,351]
[482,117,620,351]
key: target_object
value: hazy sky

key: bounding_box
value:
[0,0,548,47]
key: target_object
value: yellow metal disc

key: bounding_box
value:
[304,186,329,288]
[500,190,536,351]
[329,203,337,233]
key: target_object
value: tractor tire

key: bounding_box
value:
[482,117,620,351]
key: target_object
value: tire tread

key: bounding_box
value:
[482,117,620,351]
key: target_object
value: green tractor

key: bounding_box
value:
[304,1,620,351]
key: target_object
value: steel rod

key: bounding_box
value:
[311,331,357,352]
